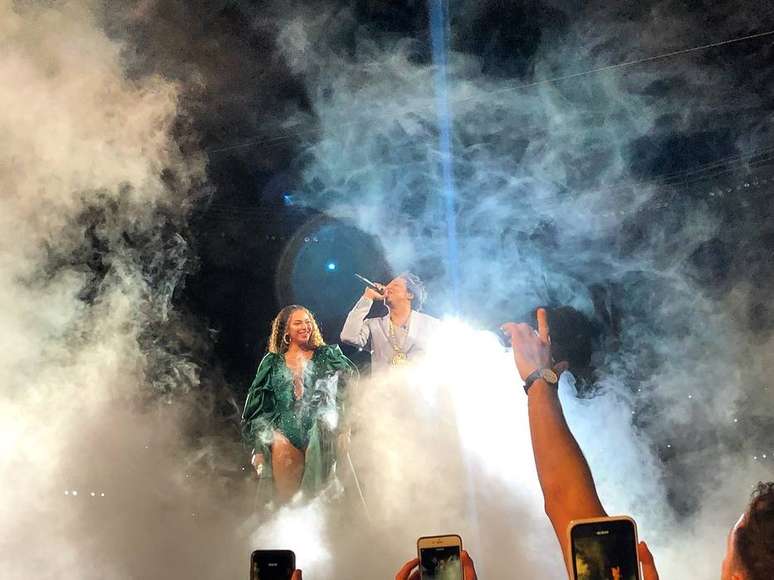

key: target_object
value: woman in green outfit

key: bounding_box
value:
[241,304,358,503]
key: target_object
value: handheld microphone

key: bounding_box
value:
[354,273,383,292]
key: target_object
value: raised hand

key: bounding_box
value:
[501,308,553,381]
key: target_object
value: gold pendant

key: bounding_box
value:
[390,352,408,366]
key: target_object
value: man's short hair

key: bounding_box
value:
[398,271,427,311]
[736,481,774,580]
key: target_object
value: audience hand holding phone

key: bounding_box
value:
[250,549,300,580]
[638,542,659,580]
[394,550,477,580]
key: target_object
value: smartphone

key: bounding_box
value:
[569,516,641,580]
[417,534,464,580]
[250,550,295,580]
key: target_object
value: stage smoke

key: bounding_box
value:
[4,1,774,579]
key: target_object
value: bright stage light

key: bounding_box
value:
[326,262,336,271]
[251,499,332,575]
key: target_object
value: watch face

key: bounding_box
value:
[541,369,559,384]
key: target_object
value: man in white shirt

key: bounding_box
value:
[340,272,440,372]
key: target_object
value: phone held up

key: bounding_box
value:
[250,550,295,580]
[417,534,464,580]
[568,516,641,580]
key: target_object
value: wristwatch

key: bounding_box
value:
[523,367,559,394]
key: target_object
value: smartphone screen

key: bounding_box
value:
[419,545,463,580]
[250,550,295,580]
[570,518,640,580]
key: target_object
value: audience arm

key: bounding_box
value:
[503,309,606,566]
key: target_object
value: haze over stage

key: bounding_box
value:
[1,1,773,579]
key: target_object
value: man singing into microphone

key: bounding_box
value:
[340,272,440,372]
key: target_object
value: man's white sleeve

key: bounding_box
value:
[340,296,373,348]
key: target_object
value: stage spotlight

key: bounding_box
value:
[326,262,337,271]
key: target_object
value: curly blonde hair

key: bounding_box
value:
[267,305,326,354]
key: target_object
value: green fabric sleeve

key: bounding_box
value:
[316,344,359,381]
[241,353,280,452]
[316,344,359,427]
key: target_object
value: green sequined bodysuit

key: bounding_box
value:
[241,344,358,493]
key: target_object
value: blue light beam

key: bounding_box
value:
[428,0,481,567]
[429,0,461,311]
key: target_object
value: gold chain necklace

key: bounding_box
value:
[387,318,409,366]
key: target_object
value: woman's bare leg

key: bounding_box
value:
[271,431,305,502]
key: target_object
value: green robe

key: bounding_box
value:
[241,344,358,494]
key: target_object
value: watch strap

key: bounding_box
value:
[523,368,558,394]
